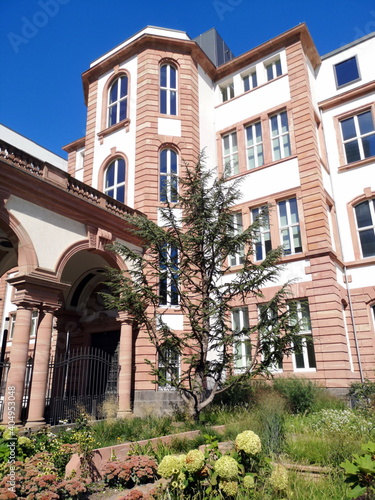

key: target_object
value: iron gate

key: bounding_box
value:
[0,361,10,421]
[44,347,118,425]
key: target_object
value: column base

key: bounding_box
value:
[117,410,133,419]
[24,418,46,429]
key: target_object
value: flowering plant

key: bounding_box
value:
[102,455,158,488]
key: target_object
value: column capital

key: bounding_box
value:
[7,273,69,310]
[118,311,135,325]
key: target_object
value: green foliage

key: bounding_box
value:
[341,442,375,498]
[252,390,287,455]
[286,408,375,467]
[349,379,375,414]
[272,377,323,414]
[91,414,182,448]
[103,153,304,421]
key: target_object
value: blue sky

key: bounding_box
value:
[1,0,375,159]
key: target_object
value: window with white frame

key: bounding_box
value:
[158,346,179,390]
[245,121,264,170]
[265,58,282,81]
[251,207,272,261]
[232,307,251,371]
[278,198,302,255]
[159,245,179,306]
[29,310,39,338]
[8,314,16,340]
[104,158,126,203]
[334,56,360,88]
[354,198,375,258]
[270,111,291,161]
[108,75,128,127]
[289,300,316,371]
[160,149,178,203]
[229,213,245,267]
[243,71,257,92]
[160,64,177,115]
[340,110,375,164]
[221,82,234,102]
[222,132,239,177]
[258,304,282,372]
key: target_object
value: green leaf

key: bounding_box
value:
[348,484,366,498]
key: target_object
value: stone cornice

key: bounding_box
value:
[0,140,144,247]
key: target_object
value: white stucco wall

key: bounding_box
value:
[5,195,86,271]
[92,55,138,209]
[239,157,300,202]
[321,92,375,262]
[215,73,291,132]
[317,35,375,102]
[198,65,216,169]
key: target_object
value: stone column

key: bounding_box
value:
[117,312,134,418]
[26,306,57,427]
[3,304,33,424]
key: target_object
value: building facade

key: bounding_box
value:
[1,23,374,423]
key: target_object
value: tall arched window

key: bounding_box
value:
[104,158,126,203]
[108,75,128,127]
[160,64,177,115]
[354,198,375,257]
[160,149,178,203]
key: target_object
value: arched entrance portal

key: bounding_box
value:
[46,249,126,424]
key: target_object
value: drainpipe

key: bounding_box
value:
[343,266,365,383]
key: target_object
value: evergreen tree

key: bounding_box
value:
[103,154,302,421]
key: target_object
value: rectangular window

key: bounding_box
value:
[232,308,251,371]
[243,71,257,92]
[159,245,179,306]
[8,314,16,340]
[355,199,375,258]
[29,310,39,338]
[340,110,375,164]
[334,56,360,88]
[222,132,239,177]
[245,122,264,170]
[266,58,282,81]
[221,82,234,102]
[229,213,245,267]
[158,347,179,390]
[278,198,302,255]
[251,207,272,261]
[289,300,316,371]
[270,111,291,160]
[258,304,283,372]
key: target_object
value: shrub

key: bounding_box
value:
[349,379,375,413]
[0,452,89,499]
[272,377,321,414]
[102,455,158,488]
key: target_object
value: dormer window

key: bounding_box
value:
[265,58,282,81]
[220,82,234,102]
[108,75,128,127]
[334,56,360,88]
[243,71,257,92]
